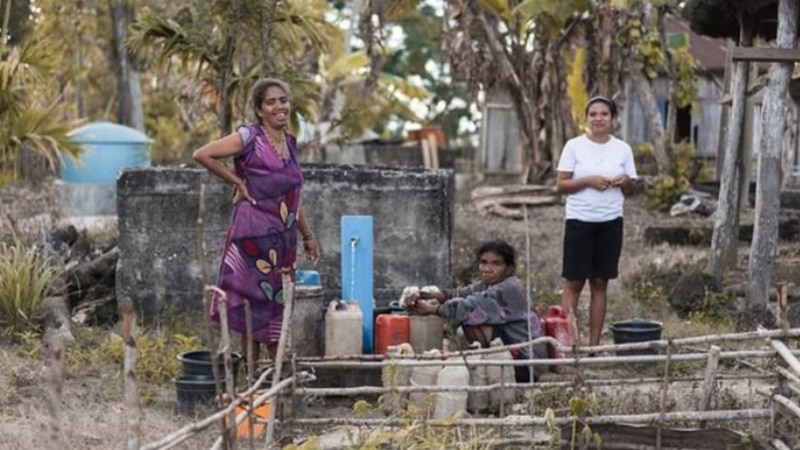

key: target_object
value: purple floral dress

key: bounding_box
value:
[210,124,302,343]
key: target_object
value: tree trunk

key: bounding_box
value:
[108,0,144,131]
[630,70,669,170]
[218,34,236,137]
[708,17,754,280]
[746,0,798,308]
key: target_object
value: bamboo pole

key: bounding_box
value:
[698,345,720,429]
[46,330,66,450]
[207,286,236,450]
[264,270,295,448]
[244,299,255,450]
[123,310,142,450]
[656,344,672,450]
[771,439,792,450]
[291,373,776,396]
[773,394,800,420]
[293,328,800,362]
[775,366,800,390]
[298,349,800,368]
[771,339,800,376]
[141,371,307,450]
[288,408,772,427]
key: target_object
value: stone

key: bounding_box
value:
[115,165,454,323]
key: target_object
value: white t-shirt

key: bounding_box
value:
[556,134,638,222]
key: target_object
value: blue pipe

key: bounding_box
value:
[341,216,374,354]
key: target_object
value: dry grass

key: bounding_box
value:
[1,182,795,449]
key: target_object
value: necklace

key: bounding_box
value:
[262,126,288,160]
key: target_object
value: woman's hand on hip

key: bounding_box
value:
[232,181,257,205]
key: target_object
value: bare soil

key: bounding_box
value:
[0,180,795,449]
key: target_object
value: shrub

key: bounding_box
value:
[0,240,60,338]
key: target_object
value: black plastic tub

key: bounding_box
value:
[177,350,242,380]
[610,319,663,356]
[174,374,225,415]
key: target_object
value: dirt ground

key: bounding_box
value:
[0,180,795,449]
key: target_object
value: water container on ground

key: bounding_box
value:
[375,314,410,355]
[409,315,444,353]
[292,273,325,357]
[486,338,515,411]
[324,300,363,357]
[466,343,489,413]
[610,319,663,356]
[543,305,572,360]
[433,357,469,419]
[409,349,442,415]
[63,121,152,216]
[381,343,415,413]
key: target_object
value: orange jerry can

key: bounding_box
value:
[375,314,410,355]
[543,306,572,360]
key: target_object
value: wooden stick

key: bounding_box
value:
[775,366,800,389]
[293,328,800,361]
[773,394,800,420]
[207,286,235,450]
[771,339,800,376]
[522,205,535,418]
[123,310,142,450]
[244,299,255,450]
[698,345,721,429]
[292,373,775,396]
[298,349,800,368]
[656,343,672,450]
[288,408,772,427]
[141,371,306,450]
[264,270,295,448]
[46,331,66,450]
[771,439,792,450]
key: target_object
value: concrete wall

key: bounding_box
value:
[116,165,454,321]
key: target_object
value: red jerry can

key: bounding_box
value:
[543,305,572,360]
[375,314,410,355]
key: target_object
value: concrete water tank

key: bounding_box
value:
[62,121,152,216]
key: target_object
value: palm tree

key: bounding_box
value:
[0,8,82,188]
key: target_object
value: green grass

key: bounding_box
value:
[0,239,60,338]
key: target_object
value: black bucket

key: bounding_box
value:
[174,374,225,416]
[610,319,663,356]
[177,350,242,381]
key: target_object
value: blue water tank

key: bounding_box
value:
[62,121,152,184]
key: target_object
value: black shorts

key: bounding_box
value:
[562,217,623,281]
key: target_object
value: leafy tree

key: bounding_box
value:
[129,0,339,137]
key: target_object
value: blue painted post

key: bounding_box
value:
[341,216,374,354]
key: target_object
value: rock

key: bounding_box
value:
[734,305,777,332]
[667,272,721,318]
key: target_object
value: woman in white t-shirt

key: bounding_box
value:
[555,96,637,349]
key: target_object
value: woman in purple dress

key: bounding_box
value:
[193,78,320,362]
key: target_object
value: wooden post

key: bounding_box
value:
[47,334,66,450]
[716,40,735,178]
[698,345,721,428]
[747,0,799,307]
[709,19,753,278]
[265,270,295,448]
[123,310,142,450]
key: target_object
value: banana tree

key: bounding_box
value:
[446,0,593,181]
[308,48,430,160]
